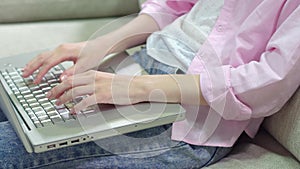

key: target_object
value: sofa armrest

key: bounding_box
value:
[263,87,300,161]
[0,0,140,23]
[203,142,299,169]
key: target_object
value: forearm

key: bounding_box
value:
[92,14,159,55]
[132,74,208,105]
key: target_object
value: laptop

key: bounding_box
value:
[0,50,185,153]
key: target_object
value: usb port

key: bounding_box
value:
[71,139,80,144]
[47,144,56,149]
[59,142,68,146]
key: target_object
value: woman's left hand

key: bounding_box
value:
[47,70,145,114]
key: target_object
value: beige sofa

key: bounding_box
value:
[0,0,299,168]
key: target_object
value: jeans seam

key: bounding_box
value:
[203,147,218,167]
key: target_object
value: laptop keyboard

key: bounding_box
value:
[0,65,94,128]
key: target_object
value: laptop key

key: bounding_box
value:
[34,121,43,128]
[58,108,74,121]
[24,77,34,84]
[24,94,34,100]
[27,98,37,105]
[29,102,40,108]
[38,115,50,121]
[21,90,31,95]
[50,115,64,123]
[32,90,43,96]
[35,111,47,117]
[65,102,75,109]
[30,86,40,91]
[41,119,53,127]
[16,94,23,100]
[36,94,46,100]
[55,104,66,109]
[27,112,36,119]
[41,103,52,109]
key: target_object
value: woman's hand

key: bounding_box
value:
[22,14,159,84]
[47,70,146,114]
[22,40,110,84]
[47,71,207,114]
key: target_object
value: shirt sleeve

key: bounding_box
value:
[199,6,300,121]
[139,0,197,29]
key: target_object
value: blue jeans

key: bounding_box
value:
[0,49,232,169]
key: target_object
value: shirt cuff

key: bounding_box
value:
[200,65,252,121]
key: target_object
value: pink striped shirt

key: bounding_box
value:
[141,0,300,147]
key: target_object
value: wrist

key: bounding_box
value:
[129,76,150,103]
[133,75,181,103]
[131,75,208,105]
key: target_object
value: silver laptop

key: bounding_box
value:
[0,50,185,153]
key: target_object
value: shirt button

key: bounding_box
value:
[217,25,223,32]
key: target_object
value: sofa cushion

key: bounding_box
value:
[138,0,147,7]
[203,142,299,169]
[0,16,135,57]
[263,87,300,161]
[0,0,140,23]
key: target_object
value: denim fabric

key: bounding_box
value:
[0,108,7,122]
[131,47,182,75]
[0,119,231,169]
[0,49,232,168]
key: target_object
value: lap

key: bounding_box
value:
[0,121,231,169]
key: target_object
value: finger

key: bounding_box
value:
[33,63,58,84]
[33,53,76,84]
[71,95,97,114]
[47,74,93,99]
[60,65,75,81]
[61,61,94,81]
[57,86,94,105]
[22,51,51,78]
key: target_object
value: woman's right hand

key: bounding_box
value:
[22,14,159,84]
[22,40,110,84]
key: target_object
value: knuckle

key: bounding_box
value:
[61,90,70,100]
[50,88,58,96]
[42,60,51,66]
[66,78,73,86]
[36,52,50,61]
[64,78,73,86]
[37,53,46,60]
[57,43,71,51]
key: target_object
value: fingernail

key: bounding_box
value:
[56,99,61,105]
[22,72,27,77]
[70,108,76,115]
[46,91,52,98]
[61,75,67,81]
